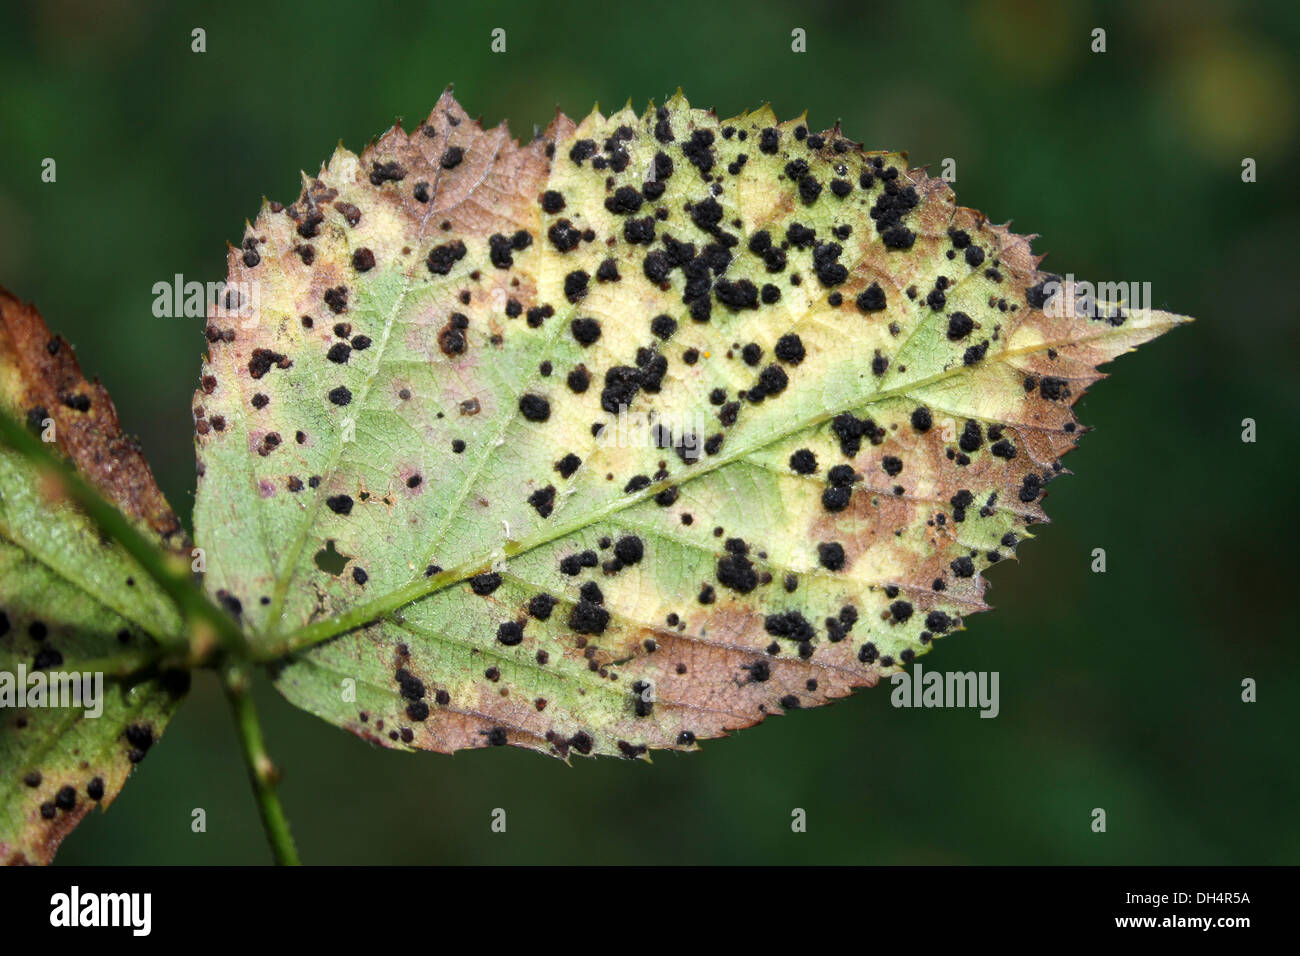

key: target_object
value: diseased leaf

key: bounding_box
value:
[194,92,1188,760]
[0,290,189,864]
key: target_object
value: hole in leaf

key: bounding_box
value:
[314,540,349,575]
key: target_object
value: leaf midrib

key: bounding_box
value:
[254,321,1171,660]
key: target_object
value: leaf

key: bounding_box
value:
[193,91,1188,760]
[0,290,190,864]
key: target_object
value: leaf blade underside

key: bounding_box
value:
[0,291,190,864]
[193,92,1187,760]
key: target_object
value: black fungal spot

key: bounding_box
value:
[528,593,556,620]
[742,659,771,683]
[571,317,601,346]
[596,258,620,282]
[650,314,677,340]
[1019,473,1043,502]
[527,484,556,518]
[427,239,467,275]
[519,393,551,422]
[1040,376,1069,401]
[369,161,406,185]
[765,610,815,643]
[566,366,590,394]
[926,611,952,633]
[818,542,846,571]
[569,600,611,635]
[822,485,852,512]
[555,453,582,478]
[831,412,885,457]
[716,550,758,594]
[642,250,670,283]
[564,269,590,303]
[470,572,503,596]
[789,449,817,474]
[605,185,643,215]
[601,365,642,414]
[33,647,62,669]
[569,139,597,164]
[125,723,155,763]
[774,333,805,364]
[613,535,644,565]
[323,286,349,315]
[248,348,290,380]
[548,219,582,252]
[682,128,715,173]
[881,226,916,249]
[405,701,429,723]
[749,364,788,400]
[714,278,759,310]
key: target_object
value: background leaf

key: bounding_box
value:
[194,93,1186,760]
[0,290,189,864]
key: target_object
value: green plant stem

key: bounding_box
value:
[223,664,300,865]
[0,409,247,659]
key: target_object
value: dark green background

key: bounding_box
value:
[1,0,1295,864]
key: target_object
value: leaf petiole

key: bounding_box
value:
[222,663,300,865]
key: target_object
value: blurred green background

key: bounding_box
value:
[1,0,1296,864]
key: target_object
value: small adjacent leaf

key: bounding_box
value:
[0,290,189,864]
[194,92,1188,760]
